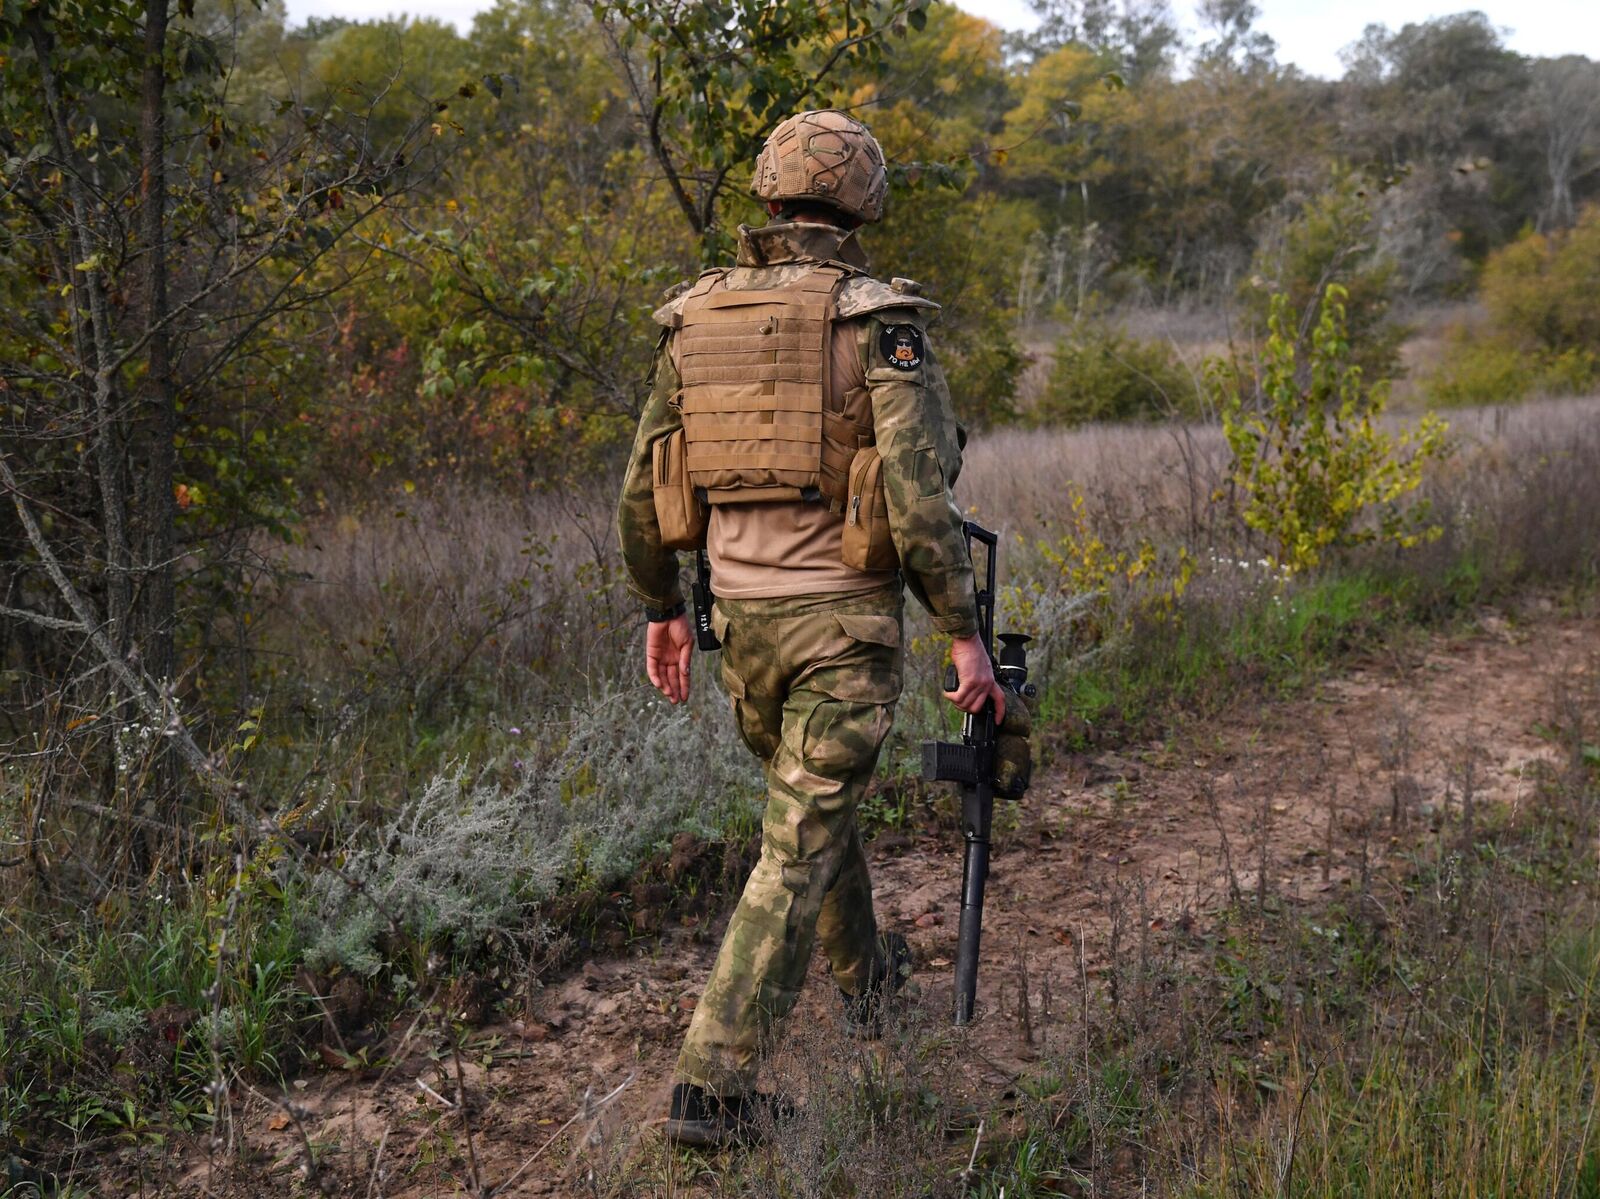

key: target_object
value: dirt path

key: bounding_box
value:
[201,604,1598,1196]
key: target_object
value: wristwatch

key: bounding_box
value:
[643,600,687,623]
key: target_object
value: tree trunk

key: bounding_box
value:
[137,0,179,821]
[138,0,176,696]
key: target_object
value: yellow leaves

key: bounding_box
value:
[1022,485,1192,646]
[174,482,203,509]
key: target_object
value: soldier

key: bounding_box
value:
[616,109,1004,1148]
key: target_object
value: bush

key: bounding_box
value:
[1244,172,1406,385]
[1431,204,1600,405]
[1425,330,1597,407]
[1479,204,1600,357]
[1033,323,1199,425]
[1214,284,1451,573]
[300,682,760,977]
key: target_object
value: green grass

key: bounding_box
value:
[0,875,310,1149]
[1183,928,1600,1198]
[1056,569,1396,743]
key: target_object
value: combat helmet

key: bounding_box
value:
[751,109,888,225]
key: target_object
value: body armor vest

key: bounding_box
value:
[675,262,869,508]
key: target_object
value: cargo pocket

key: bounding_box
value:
[841,446,898,572]
[796,613,903,706]
[720,656,769,760]
[799,699,894,791]
[718,614,780,762]
[651,428,708,551]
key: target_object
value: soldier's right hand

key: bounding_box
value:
[947,633,1006,722]
[646,612,695,704]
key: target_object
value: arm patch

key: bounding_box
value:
[879,323,925,371]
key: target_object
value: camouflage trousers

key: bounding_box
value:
[676,584,903,1096]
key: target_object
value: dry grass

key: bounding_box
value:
[963,391,1600,550]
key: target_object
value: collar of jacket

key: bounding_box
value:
[734,220,870,271]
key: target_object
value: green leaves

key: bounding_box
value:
[1214,284,1452,573]
[594,0,916,262]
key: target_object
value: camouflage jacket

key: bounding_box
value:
[615,220,979,637]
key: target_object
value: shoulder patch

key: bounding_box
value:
[836,275,941,321]
[879,323,925,371]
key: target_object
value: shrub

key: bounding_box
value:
[1424,331,1596,408]
[1033,323,1199,425]
[299,681,760,977]
[1214,284,1451,573]
[1430,204,1600,405]
[1479,204,1600,357]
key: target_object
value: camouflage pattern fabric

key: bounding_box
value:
[993,686,1033,798]
[853,313,975,635]
[617,220,978,637]
[675,584,903,1096]
[616,338,687,612]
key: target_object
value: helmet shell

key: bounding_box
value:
[751,109,888,224]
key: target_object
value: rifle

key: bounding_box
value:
[691,550,720,652]
[921,521,1034,1025]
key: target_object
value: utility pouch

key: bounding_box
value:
[841,445,898,572]
[992,687,1034,800]
[652,428,708,551]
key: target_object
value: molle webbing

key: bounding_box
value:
[677,265,857,505]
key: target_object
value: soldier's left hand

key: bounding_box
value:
[646,612,695,704]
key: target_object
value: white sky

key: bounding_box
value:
[281,0,1600,79]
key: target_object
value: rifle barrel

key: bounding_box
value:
[954,780,992,1025]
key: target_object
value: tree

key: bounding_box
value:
[1530,56,1600,231]
[1194,0,1275,74]
[593,0,930,261]
[0,0,439,828]
[1214,285,1449,574]
[1022,0,1180,81]
[1245,172,1403,383]
[1338,14,1533,276]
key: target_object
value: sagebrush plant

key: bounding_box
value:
[1214,284,1451,573]
[301,680,761,977]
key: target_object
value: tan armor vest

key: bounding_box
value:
[675,262,870,508]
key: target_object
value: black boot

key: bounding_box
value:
[663,1082,793,1148]
[840,931,912,1039]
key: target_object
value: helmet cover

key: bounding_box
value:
[750,109,888,224]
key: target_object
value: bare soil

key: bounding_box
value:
[170,601,1598,1197]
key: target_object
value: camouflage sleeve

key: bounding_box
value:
[858,313,979,638]
[616,333,686,611]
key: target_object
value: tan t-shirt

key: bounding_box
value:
[673,319,898,600]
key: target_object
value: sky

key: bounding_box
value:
[279,0,1600,79]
